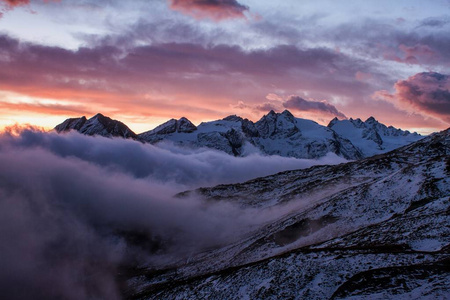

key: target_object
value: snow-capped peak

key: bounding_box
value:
[55,111,424,160]
[55,114,137,139]
[139,117,197,141]
[328,116,422,156]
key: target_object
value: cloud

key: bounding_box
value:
[234,94,347,121]
[0,0,58,13]
[0,0,28,16]
[0,128,346,298]
[374,72,450,124]
[419,17,450,28]
[255,101,282,112]
[0,33,373,126]
[169,0,249,21]
[1,0,59,6]
[0,0,30,7]
[324,18,450,69]
[8,128,346,187]
[283,96,347,119]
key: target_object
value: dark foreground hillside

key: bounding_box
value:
[127,129,449,299]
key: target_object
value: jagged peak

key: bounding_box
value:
[281,109,294,118]
[176,117,197,133]
[55,113,137,138]
[327,117,339,127]
[92,113,105,118]
[54,116,87,132]
[223,115,244,122]
[365,116,378,123]
[178,117,190,122]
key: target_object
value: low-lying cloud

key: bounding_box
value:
[169,0,249,21]
[374,72,450,124]
[0,128,346,299]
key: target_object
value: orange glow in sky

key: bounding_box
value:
[0,0,448,135]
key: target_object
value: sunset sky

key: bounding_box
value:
[0,0,449,134]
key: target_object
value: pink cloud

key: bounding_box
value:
[0,0,59,17]
[374,72,450,124]
[1,0,30,7]
[355,71,373,82]
[0,34,369,121]
[169,0,249,21]
[2,33,444,133]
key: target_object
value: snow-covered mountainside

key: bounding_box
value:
[55,111,422,160]
[127,128,450,299]
[55,113,137,139]
[328,116,422,157]
[138,117,197,143]
[139,110,363,159]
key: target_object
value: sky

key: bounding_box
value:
[0,0,449,134]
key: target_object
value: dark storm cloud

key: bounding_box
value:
[283,96,347,119]
[0,129,345,298]
[169,0,249,21]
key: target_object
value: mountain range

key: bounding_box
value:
[127,127,449,299]
[55,111,422,159]
[53,112,449,298]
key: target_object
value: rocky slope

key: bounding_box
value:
[127,128,449,299]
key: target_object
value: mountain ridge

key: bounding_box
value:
[55,111,423,160]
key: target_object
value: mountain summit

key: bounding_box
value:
[328,116,421,157]
[137,110,363,159]
[55,113,137,139]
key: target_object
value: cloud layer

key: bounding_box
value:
[0,128,346,298]
[0,33,372,129]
